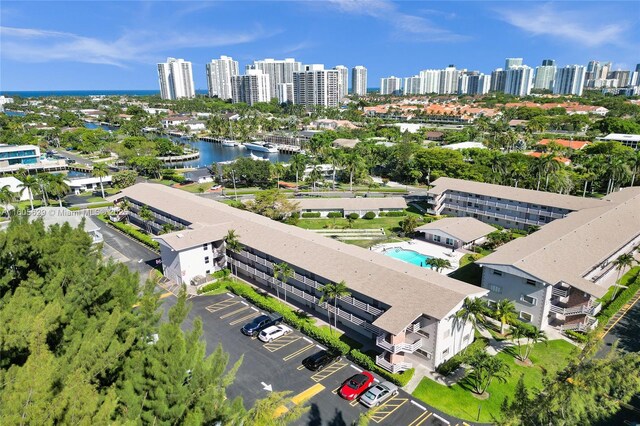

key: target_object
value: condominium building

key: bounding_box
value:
[541,59,556,66]
[276,83,294,104]
[157,57,196,100]
[230,69,271,106]
[333,65,349,99]
[608,70,631,88]
[403,75,422,95]
[419,69,440,94]
[351,66,368,96]
[205,55,239,100]
[0,144,41,167]
[490,69,506,92]
[247,58,302,101]
[478,188,640,333]
[380,76,402,95]
[534,63,556,91]
[553,65,586,96]
[466,74,491,95]
[585,61,612,89]
[504,66,534,96]
[112,183,488,373]
[439,66,459,94]
[425,177,604,230]
[505,58,523,69]
[293,65,340,108]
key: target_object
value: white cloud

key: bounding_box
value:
[0,25,277,67]
[497,3,629,48]
[326,0,467,42]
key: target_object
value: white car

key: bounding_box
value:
[258,325,292,342]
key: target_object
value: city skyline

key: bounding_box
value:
[1,0,638,91]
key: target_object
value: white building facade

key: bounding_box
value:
[230,70,271,106]
[333,65,349,99]
[351,66,368,96]
[157,58,195,100]
[504,65,534,96]
[293,65,340,108]
[205,55,239,100]
[247,58,301,101]
[553,65,587,96]
[380,76,402,95]
[419,69,441,94]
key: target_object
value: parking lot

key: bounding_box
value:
[187,292,468,426]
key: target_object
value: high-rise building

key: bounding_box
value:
[333,65,349,99]
[230,69,271,106]
[419,69,441,94]
[504,66,534,96]
[351,66,368,96]
[466,74,491,95]
[293,65,340,107]
[490,69,506,92]
[380,76,402,95]
[205,55,239,100]
[276,83,294,104]
[157,57,195,100]
[505,58,523,69]
[553,65,586,96]
[403,75,422,95]
[247,58,301,101]
[608,70,631,87]
[534,60,557,91]
[439,65,459,94]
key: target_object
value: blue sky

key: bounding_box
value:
[1,1,638,91]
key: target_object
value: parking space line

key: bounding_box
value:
[205,299,239,312]
[229,312,260,326]
[225,293,235,298]
[331,386,341,394]
[349,399,359,407]
[310,361,349,382]
[240,301,248,306]
[370,397,408,423]
[274,383,325,418]
[251,307,258,311]
[435,414,451,425]
[350,364,363,372]
[407,411,432,426]
[283,343,315,361]
[410,400,426,411]
[297,365,307,371]
[263,336,301,353]
[220,306,249,319]
[315,344,326,350]
[302,337,312,343]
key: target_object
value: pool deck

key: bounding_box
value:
[372,239,465,275]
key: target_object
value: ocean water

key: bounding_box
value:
[1,90,208,98]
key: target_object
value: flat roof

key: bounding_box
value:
[113,184,486,333]
[478,187,640,298]
[297,197,407,211]
[417,217,496,243]
[428,177,605,211]
[603,133,640,142]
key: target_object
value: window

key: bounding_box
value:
[203,243,208,250]
[206,270,210,274]
[445,238,454,246]
[526,279,537,286]
[493,270,503,276]
[496,207,500,211]
[521,295,537,305]
[442,348,449,356]
[204,256,210,264]
[463,334,470,343]
[520,311,533,322]
[494,218,499,222]
[490,284,502,294]
[433,235,441,242]
[467,202,472,206]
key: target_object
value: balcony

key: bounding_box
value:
[549,302,601,317]
[376,335,423,354]
[561,317,598,332]
[376,355,412,373]
[551,285,570,298]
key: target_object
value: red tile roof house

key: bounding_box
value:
[537,139,591,150]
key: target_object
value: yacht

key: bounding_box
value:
[221,140,239,147]
[243,141,278,153]
[249,153,270,161]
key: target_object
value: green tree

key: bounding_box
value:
[494,299,518,335]
[319,281,351,334]
[426,257,452,273]
[18,175,39,210]
[91,162,110,199]
[273,262,294,303]
[224,229,244,276]
[467,351,510,395]
[0,185,16,216]
[288,153,308,187]
[245,189,299,221]
[400,215,420,236]
[343,152,366,192]
[138,205,154,234]
[611,253,636,299]
[47,173,70,207]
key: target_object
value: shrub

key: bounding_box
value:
[301,212,321,218]
[197,281,225,294]
[212,269,231,279]
[99,215,160,251]
[363,211,376,220]
[327,212,343,219]
[348,213,359,220]
[381,211,406,217]
[436,337,488,376]
[510,228,528,236]
[597,274,640,325]
[564,329,589,343]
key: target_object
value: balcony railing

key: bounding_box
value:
[561,317,598,332]
[447,204,547,226]
[376,335,423,354]
[442,194,565,219]
[552,285,570,298]
[549,302,601,317]
[375,355,412,373]
[407,322,421,333]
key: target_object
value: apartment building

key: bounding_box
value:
[425,177,604,230]
[111,184,488,373]
[553,65,587,96]
[157,57,195,100]
[333,65,349,99]
[380,76,402,95]
[205,56,239,100]
[247,58,302,100]
[293,65,340,108]
[351,66,368,96]
[504,66,534,96]
[0,144,41,167]
[230,70,271,106]
[478,188,640,332]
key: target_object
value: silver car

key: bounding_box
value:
[359,381,399,407]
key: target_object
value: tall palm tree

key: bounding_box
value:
[18,175,39,210]
[343,152,365,192]
[611,253,636,300]
[494,299,517,335]
[37,174,51,206]
[273,262,294,302]
[0,185,16,217]
[455,297,486,351]
[271,162,286,191]
[289,153,307,188]
[138,205,154,234]
[319,280,351,334]
[307,166,323,192]
[92,162,110,199]
[605,156,631,194]
[224,229,244,277]
[47,173,70,207]
[629,151,640,187]
[327,149,344,191]
[508,161,528,188]
[511,323,547,363]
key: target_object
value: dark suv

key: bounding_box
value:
[241,313,283,337]
[302,350,342,371]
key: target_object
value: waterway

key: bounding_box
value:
[82,122,291,168]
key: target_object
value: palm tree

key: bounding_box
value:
[343,152,365,192]
[47,173,70,207]
[629,151,640,187]
[307,166,323,192]
[0,185,16,217]
[271,162,286,191]
[508,161,528,188]
[289,153,307,188]
[455,297,486,351]
[493,299,517,335]
[511,323,547,363]
[273,262,294,302]
[37,174,51,206]
[319,280,351,334]
[18,175,39,210]
[611,253,636,300]
[605,156,631,194]
[327,149,344,191]
[224,229,244,277]
[92,162,110,199]
[138,205,154,234]
[427,257,452,273]
[522,327,547,362]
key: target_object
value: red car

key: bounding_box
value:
[339,372,374,401]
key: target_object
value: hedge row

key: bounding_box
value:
[197,281,225,295]
[301,212,321,218]
[564,330,589,343]
[225,280,414,386]
[597,273,640,325]
[327,212,343,218]
[379,211,406,217]
[99,215,160,251]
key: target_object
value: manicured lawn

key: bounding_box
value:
[15,200,44,210]
[319,325,363,350]
[412,339,577,423]
[149,179,177,186]
[179,182,213,193]
[599,266,640,303]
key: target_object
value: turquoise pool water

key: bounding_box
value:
[384,248,433,268]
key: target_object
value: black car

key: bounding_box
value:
[302,350,342,371]
[241,313,283,337]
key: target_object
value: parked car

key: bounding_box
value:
[359,381,398,407]
[258,325,292,342]
[302,350,342,371]
[241,313,283,337]
[338,372,374,401]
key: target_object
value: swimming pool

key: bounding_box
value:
[384,248,433,268]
